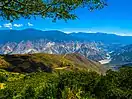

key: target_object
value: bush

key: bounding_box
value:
[0,75,7,83]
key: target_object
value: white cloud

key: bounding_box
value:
[0,25,2,28]
[3,23,23,29]
[28,22,33,27]
[3,23,12,29]
[13,24,23,27]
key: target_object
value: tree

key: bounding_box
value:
[0,0,107,22]
[57,71,100,98]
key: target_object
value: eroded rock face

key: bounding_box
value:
[0,40,107,61]
[110,44,132,65]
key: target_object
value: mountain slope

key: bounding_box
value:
[0,53,106,74]
[0,40,108,61]
[110,44,132,65]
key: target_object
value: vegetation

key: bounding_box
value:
[0,66,132,99]
[0,53,105,74]
[0,54,131,98]
[0,0,107,22]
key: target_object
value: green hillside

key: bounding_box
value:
[0,53,106,74]
[0,53,132,99]
[0,66,132,99]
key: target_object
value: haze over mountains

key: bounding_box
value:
[0,28,132,44]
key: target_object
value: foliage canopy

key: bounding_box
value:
[0,67,132,99]
[0,0,107,22]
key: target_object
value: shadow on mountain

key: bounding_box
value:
[3,54,52,73]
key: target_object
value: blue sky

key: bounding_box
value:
[0,0,132,36]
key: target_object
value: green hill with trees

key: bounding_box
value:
[0,65,132,99]
[0,53,132,99]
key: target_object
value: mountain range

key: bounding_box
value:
[0,28,132,44]
[1,28,132,67]
[0,40,107,61]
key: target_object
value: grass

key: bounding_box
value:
[0,53,106,74]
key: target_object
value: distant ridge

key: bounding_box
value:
[0,28,132,44]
